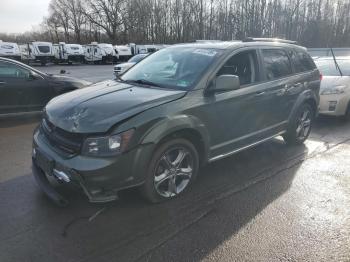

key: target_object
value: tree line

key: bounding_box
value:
[1,0,350,48]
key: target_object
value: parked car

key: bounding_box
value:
[32,39,320,206]
[314,56,350,118]
[0,57,91,115]
[113,53,148,75]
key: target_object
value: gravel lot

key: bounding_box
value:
[0,65,349,262]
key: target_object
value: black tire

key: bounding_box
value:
[141,138,199,203]
[283,103,314,145]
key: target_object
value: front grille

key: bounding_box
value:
[41,118,83,154]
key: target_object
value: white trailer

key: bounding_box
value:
[113,45,132,62]
[20,41,55,65]
[53,42,85,64]
[83,42,117,64]
[0,40,21,61]
[128,43,169,56]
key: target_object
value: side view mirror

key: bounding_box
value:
[28,71,40,81]
[208,75,240,94]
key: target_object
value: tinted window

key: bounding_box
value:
[262,49,292,80]
[217,50,259,85]
[315,59,350,76]
[290,49,316,73]
[0,61,30,79]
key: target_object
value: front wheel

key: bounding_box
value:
[283,103,314,145]
[141,138,199,203]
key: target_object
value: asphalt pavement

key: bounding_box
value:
[0,65,349,262]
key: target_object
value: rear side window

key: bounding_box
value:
[290,49,316,73]
[262,49,292,80]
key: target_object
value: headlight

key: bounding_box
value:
[82,129,134,156]
[321,85,346,95]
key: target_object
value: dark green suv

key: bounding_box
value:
[32,39,320,205]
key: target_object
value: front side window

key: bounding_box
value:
[121,47,223,90]
[262,49,292,80]
[217,50,259,86]
[290,49,316,73]
[0,61,30,79]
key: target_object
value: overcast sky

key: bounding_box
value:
[0,0,50,34]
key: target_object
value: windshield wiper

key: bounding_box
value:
[330,47,343,76]
[125,79,162,88]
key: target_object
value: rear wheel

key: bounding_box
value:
[283,103,314,145]
[141,138,199,203]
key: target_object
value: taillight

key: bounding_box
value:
[320,74,323,81]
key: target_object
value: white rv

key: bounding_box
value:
[53,42,85,64]
[20,41,54,65]
[0,40,21,61]
[128,43,168,55]
[113,45,132,62]
[83,42,117,64]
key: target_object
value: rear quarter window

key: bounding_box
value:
[262,49,292,80]
[290,49,316,73]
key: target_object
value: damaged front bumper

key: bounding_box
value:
[32,127,153,206]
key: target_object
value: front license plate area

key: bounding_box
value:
[35,149,54,176]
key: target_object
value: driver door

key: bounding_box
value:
[0,61,52,114]
[0,60,28,114]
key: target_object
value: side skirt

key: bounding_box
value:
[208,131,286,162]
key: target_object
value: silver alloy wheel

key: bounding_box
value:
[153,147,194,198]
[296,107,311,140]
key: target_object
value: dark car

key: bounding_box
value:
[32,39,320,205]
[0,57,91,115]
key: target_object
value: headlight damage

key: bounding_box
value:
[82,129,135,156]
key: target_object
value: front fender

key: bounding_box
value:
[289,89,319,121]
[140,114,210,159]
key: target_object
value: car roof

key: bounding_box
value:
[170,41,305,51]
[0,57,45,75]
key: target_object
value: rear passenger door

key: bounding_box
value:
[259,48,296,128]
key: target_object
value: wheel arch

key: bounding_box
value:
[288,90,319,122]
[140,115,210,166]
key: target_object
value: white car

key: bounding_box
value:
[314,56,350,118]
[114,54,148,75]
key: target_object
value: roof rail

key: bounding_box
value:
[243,37,298,44]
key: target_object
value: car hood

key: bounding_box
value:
[45,80,186,133]
[48,74,92,88]
[320,76,350,91]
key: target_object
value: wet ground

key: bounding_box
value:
[0,65,349,261]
